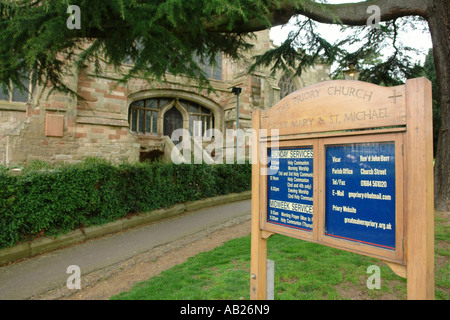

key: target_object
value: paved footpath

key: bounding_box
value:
[0,199,251,300]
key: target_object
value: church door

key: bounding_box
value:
[163,106,183,139]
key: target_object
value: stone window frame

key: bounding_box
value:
[129,98,168,134]
[179,99,215,138]
[128,97,216,137]
[0,73,34,104]
[127,90,223,136]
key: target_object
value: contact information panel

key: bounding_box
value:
[267,148,313,232]
[324,142,396,249]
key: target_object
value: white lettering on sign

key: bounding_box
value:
[271,149,313,159]
[269,200,313,214]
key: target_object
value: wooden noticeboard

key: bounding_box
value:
[250,78,434,300]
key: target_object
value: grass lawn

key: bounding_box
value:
[112,211,449,300]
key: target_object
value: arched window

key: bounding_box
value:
[129,98,169,134]
[129,98,214,137]
[279,73,297,99]
[180,100,215,137]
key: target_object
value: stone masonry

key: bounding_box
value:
[0,30,330,166]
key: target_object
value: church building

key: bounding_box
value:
[0,30,330,166]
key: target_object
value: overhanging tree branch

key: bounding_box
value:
[207,0,431,33]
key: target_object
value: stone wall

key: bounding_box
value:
[2,67,141,166]
[0,104,27,165]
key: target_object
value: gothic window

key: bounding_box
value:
[180,100,215,137]
[129,98,214,137]
[279,73,297,99]
[163,106,183,138]
[129,98,167,134]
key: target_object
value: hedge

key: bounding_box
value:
[0,159,251,249]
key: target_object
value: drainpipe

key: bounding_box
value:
[231,87,242,161]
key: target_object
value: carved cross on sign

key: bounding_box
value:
[389,90,403,104]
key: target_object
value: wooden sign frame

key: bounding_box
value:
[250,78,434,300]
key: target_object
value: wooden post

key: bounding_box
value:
[405,77,435,300]
[250,110,268,300]
[266,259,275,300]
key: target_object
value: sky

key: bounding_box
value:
[269,0,433,66]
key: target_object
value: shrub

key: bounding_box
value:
[0,159,251,248]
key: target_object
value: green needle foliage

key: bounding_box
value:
[0,0,279,96]
[251,15,428,86]
[1,1,428,95]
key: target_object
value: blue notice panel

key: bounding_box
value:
[325,142,396,250]
[267,148,313,232]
